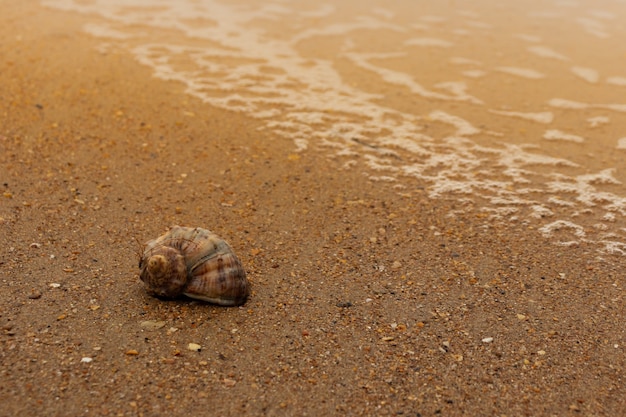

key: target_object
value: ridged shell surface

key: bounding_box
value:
[139,226,249,306]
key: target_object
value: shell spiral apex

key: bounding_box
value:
[139,226,249,306]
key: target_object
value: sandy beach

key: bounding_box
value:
[2,1,626,416]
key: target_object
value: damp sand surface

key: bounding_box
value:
[1,2,626,416]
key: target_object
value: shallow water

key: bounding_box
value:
[43,0,626,255]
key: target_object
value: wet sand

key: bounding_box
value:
[1,2,626,416]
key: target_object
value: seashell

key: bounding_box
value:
[139,226,249,306]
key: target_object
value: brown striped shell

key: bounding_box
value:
[138,226,249,306]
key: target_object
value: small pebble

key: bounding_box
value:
[482,337,494,343]
[81,357,93,363]
[29,243,41,249]
[125,349,139,356]
[188,343,202,352]
[140,320,166,331]
[28,291,42,300]
[49,283,61,288]
[336,301,352,308]
[223,378,236,387]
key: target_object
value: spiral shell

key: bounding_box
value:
[139,226,249,306]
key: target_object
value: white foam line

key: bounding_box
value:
[480,207,520,219]
[527,45,569,60]
[587,116,609,127]
[372,7,395,19]
[539,220,586,238]
[293,138,308,151]
[548,98,626,112]
[577,17,610,38]
[404,37,453,47]
[428,111,480,136]
[487,196,532,206]
[299,4,335,18]
[607,76,626,86]
[547,169,625,213]
[436,81,480,98]
[134,43,438,153]
[530,205,554,219]
[548,196,576,207]
[496,66,545,79]
[603,104,626,112]
[345,52,483,104]
[83,22,135,39]
[368,175,397,182]
[489,109,554,124]
[364,154,400,172]
[543,129,585,143]
[449,57,482,66]
[547,98,589,109]
[291,17,406,43]
[463,70,487,78]
[491,143,578,169]
[599,241,626,255]
[42,0,626,257]
[570,66,599,83]
[603,212,616,222]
